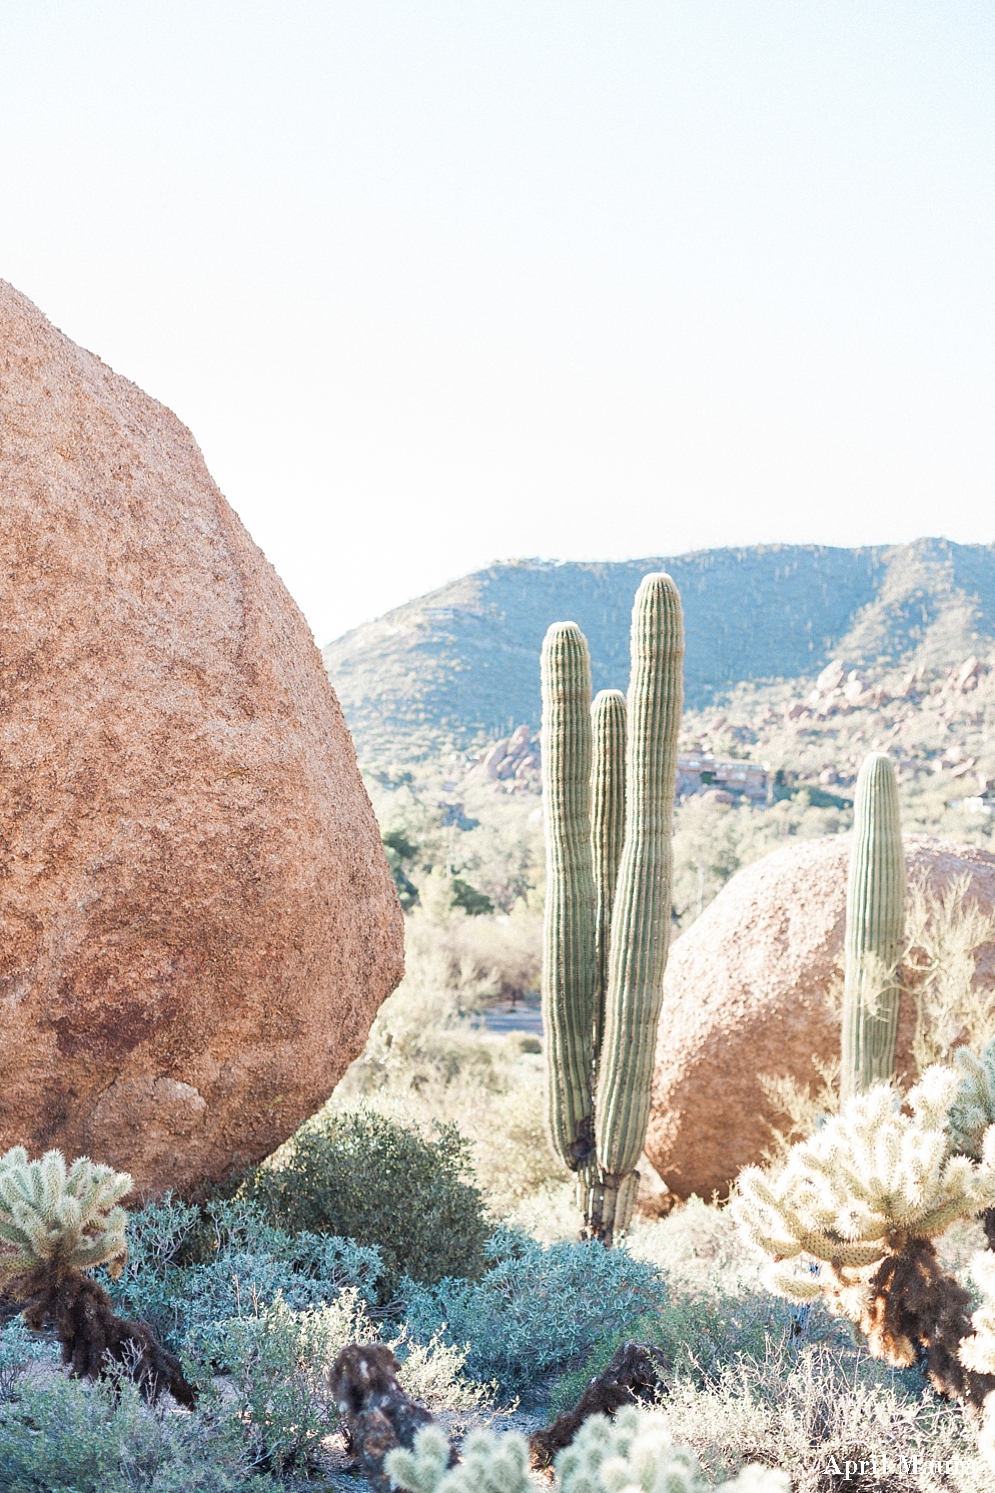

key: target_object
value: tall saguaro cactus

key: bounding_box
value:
[590,689,627,1064]
[841,751,906,1098]
[540,623,598,1173]
[540,579,684,1244]
[591,575,684,1242]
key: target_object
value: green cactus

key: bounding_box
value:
[590,688,627,1065]
[591,574,684,1243]
[840,751,906,1098]
[541,579,683,1244]
[385,1410,788,1493]
[540,622,598,1174]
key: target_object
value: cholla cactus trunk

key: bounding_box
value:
[591,575,684,1244]
[540,623,598,1174]
[0,1146,194,1405]
[841,752,906,1097]
[590,688,627,1067]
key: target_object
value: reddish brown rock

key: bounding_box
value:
[0,281,403,1195]
[645,835,995,1201]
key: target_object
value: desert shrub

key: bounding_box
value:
[905,873,995,1069]
[402,1227,668,1396]
[246,1109,489,1287]
[390,1327,493,1413]
[0,1369,274,1492]
[549,1286,815,1415]
[661,1341,970,1490]
[0,1317,58,1401]
[191,1292,373,1473]
[629,1196,768,1296]
[189,1298,487,1471]
[106,1194,384,1348]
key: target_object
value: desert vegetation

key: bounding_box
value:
[8,581,995,1491]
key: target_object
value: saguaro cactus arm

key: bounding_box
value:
[593,574,684,1242]
[540,622,598,1172]
[590,688,627,1069]
[841,751,906,1097]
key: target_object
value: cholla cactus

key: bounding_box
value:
[0,1144,194,1405]
[735,1067,995,1295]
[959,1251,995,1377]
[959,1254,995,1469]
[555,1408,697,1493]
[0,1146,130,1285]
[386,1424,531,1493]
[950,1041,995,1160]
[386,1411,787,1493]
[735,1070,995,1406]
[555,1408,788,1493]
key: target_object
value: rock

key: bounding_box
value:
[815,658,846,694]
[645,835,995,1201]
[0,281,404,1195]
[956,656,983,692]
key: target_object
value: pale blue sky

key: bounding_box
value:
[1,2,993,642]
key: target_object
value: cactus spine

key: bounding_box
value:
[540,623,598,1173]
[590,689,627,1064]
[590,574,684,1242]
[840,751,906,1098]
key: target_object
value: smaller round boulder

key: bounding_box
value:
[644,835,995,1201]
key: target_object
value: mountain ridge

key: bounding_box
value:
[323,539,995,765]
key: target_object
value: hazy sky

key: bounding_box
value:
[1,3,993,643]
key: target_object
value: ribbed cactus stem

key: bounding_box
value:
[591,689,627,1068]
[841,751,906,1098]
[540,623,597,1173]
[592,574,683,1243]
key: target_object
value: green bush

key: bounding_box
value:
[0,1319,58,1402]
[245,1110,490,1288]
[402,1227,668,1397]
[548,1287,837,1415]
[191,1292,373,1473]
[105,1194,385,1349]
[0,1371,274,1492]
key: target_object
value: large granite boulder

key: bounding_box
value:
[645,835,995,1201]
[0,281,404,1195]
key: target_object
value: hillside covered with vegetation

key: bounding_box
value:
[324,539,995,766]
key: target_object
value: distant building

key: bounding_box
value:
[677,754,770,803]
[468,732,772,805]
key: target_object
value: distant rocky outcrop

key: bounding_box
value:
[644,835,995,1201]
[464,724,540,793]
[0,281,404,1195]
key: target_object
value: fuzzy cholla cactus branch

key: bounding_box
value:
[386,1412,788,1493]
[554,1408,788,1493]
[0,1146,131,1289]
[958,1253,995,1470]
[386,1424,531,1493]
[733,1066,995,1307]
[949,1040,995,1161]
[959,1252,995,1378]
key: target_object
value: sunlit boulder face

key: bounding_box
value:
[645,835,995,1201]
[0,280,403,1195]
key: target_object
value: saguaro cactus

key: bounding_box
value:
[840,751,906,1098]
[540,579,684,1244]
[590,689,627,1064]
[591,574,684,1242]
[540,623,598,1173]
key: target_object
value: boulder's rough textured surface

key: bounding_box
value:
[0,281,404,1195]
[645,835,995,1201]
